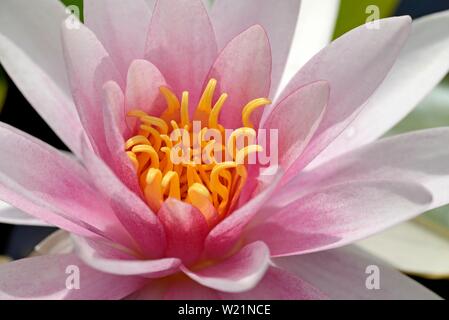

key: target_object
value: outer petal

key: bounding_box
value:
[61,23,122,156]
[0,200,51,227]
[73,236,181,278]
[274,246,441,299]
[80,140,166,259]
[204,170,283,259]
[0,0,86,155]
[275,17,412,179]
[284,128,449,211]
[221,267,326,300]
[278,0,340,93]
[357,219,449,279]
[209,25,271,129]
[145,0,217,106]
[158,199,209,266]
[210,0,301,96]
[0,254,145,300]
[125,59,166,118]
[84,0,152,77]
[246,180,432,256]
[312,10,449,167]
[182,242,270,293]
[261,81,328,178]
[160,265,326,300]
[0,122,131,245]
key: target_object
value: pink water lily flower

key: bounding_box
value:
[1,0,449,300]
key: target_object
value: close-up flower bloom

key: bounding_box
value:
[0,0,449,300]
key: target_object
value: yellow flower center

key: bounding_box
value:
[125,79,270,221]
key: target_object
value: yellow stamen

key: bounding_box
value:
[242,98,271,129]
[162,171,181,200]
[124,79,268,221]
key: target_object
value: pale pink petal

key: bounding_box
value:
[0,254,145,300]
[158,199,209,266]
[133,267,326,300]
[0,200,51,227]
[274,246,441,299]
[182,242,270,293]
[0,122,132,245]
[210,0,300,97]
[164,280,221,300]
[261,81,328,180]
[310,10,449,167]
[84,0,151,77]
[102,81,141,195]
[0,0,86,155]
[275,17,412,181]
[246,180,432,256]
[283,128,449,210]
[145,0,217,107]
[209,25,271,129]
[221,267,327,300]
[204,170,283,259]
[125,59,166,118]
[61,23,122,156]
[80,140,166,259]
[279,0,340,92]
[256,128,449,255]
[73,236,181,278]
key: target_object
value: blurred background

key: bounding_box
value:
[1,0,449,297]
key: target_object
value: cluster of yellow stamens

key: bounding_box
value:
[125,79,270,221]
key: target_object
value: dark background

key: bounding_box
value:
[0,0,449,298]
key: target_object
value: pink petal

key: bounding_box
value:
[102,81,141,194]
[84,0,152,77]
[0,254,145,300]
[221,267,326,300]
[261,81,328,181]
[0,123,132,245]
[61,23,122,156]
[182,241,270,293]
[257,128,449,255]
[204,170,283,259]
[274,246,441,299]
[0,0,86,156]
[276,17,412,181]
[311,10,449,168]
[125,59,166,118]
[284,128,449,211]
[73,236,181,278]
[158,199,210,266]
[164,280,221,300]
[209,25,271,129]
[210,0,301,97]
[246,180,432,256]
[80,141,166,258]
[0,201,51,227]
[145,0,217,107]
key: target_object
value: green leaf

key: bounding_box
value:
[0,68,7,113]
[333,0,399,39]
[61,0,83,22]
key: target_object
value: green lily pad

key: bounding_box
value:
[333,0,399,39]
[61,0,83,22]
